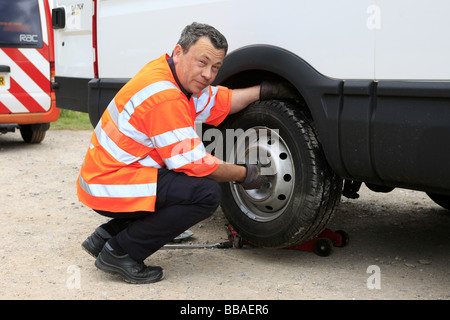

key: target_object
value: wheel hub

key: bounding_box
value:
[230,127,295,222]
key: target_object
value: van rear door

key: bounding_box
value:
[52,0,96,113]
[0,0,53,118]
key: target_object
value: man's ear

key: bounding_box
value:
[172,44,183,63]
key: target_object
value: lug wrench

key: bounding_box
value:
[163,241,233,249]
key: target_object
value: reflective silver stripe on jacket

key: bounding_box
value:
[92,81,215,172]
[94,81,179,167]
[107,81,179,147]
[78,175,157,198]
[193,86,219,123]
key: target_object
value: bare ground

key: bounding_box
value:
[0,129,449,300]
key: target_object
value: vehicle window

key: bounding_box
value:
[0,0,43,48]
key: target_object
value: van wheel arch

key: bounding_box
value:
[215,44,340,105]
[214,44,341,140]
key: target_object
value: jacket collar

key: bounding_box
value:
[167,56,192,101]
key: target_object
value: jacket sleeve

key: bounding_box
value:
[193,85,232,126]
[142,99,219,177]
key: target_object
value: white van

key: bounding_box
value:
[0,0,59,143]
[52,0,450,247]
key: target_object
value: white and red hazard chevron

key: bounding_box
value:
[0,0,54,117]
[0,46,52,114]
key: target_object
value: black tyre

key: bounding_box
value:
[219,100,342,248]
[20,123,49,143]
[313,238,333,257]
[426,192,450,210]
[335,230,350,247]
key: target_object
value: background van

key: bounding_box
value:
[0,0,59,143]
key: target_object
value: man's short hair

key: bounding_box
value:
[177,22,228,55]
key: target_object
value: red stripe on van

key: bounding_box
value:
[9,77,46,113]
[0,100,12,114]
[3,48,50,96]
[36,42,50,62]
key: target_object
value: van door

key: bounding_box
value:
[0,0,52,116]
[52,0,95,112]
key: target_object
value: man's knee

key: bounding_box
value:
[199,178,222,210]
[159,171,221,211]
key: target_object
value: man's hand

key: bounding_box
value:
[229,86,261,114]
[260,81,297,100]
[239,163,269,190]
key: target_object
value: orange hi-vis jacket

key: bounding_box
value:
[77,54,232,213]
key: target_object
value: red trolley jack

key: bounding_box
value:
[225,224,349,257]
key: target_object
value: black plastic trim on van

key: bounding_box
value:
[0,65,10,73]
[54,76,129,126]
[88,78,129,127]
[54,76,90,113]
[52,8,66,29]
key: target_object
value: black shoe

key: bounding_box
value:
[81,227,111,257]
[95,243,164,284]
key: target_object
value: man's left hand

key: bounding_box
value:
[260,81,297,100]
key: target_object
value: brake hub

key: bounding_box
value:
[230,127,295,222]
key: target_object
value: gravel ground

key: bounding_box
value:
[0,129,449,301]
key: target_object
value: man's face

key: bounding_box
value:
[173,37,225,94]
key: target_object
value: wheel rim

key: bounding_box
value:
[229,126,295,222]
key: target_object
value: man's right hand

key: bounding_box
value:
[239,163,269,190]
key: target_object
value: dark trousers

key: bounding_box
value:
[94,168,221,261]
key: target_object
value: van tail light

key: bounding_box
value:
[50,61,55,88]
[50,61,59,93]
[50,61,57,109]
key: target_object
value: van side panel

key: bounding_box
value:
[375,0,450,80]
[95,0,374,80]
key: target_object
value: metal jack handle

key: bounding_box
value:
[163,241,233,249]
